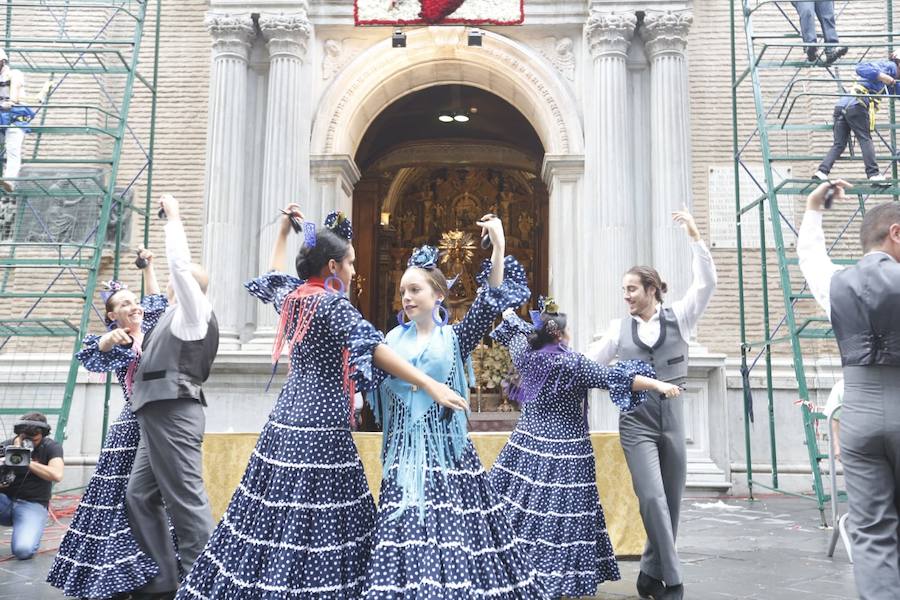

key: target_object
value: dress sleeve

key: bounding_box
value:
[140,294,168,334]
[453,255,531,360]
[76,334,136,373]
[489,312,534,370]
[577,356,656,413]
[245,271,303,315]
[325,297,386,391]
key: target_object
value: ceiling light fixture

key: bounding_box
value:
[453,114,470,123]
[438,112,454,123]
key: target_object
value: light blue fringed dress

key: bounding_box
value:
[177,274,384,599]
[47,294,168,598]
[362,256,548,600]
[488,312,654,599]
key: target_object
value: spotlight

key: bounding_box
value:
[438,112,454,123]
[453,113,469,123]
[468,28,482,47]
[392,29,406,48]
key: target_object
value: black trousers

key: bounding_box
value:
[818,101,880,178]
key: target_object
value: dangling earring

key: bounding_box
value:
[324,272,346,296]
[432,301,449,327]
[397,309,412,329]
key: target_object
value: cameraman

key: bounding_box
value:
[0,413,64,560]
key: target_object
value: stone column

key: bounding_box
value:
[541,155,586,351]
[643,11,694,301]
[583,11,638,342]
[309,155,360,225]
[254,11,313,337]
[202,13,255,350]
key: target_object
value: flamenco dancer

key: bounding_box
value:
[177,206,467,599]
[363,215,546,599]
[488,298,681,599]
[587,209,717,600]
[47,249,172,598]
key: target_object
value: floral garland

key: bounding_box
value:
[355,0,524,26]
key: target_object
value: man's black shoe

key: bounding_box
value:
[662,584,685,600]
[825,46,849,65]
[637,571,666,599]
[806,45,818,62]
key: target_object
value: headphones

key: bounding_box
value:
[13,420,51,436]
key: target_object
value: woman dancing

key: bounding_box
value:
[488,300,681,599]
[178,206,467,599]
[363,215,547,599]
[47,248,171,599]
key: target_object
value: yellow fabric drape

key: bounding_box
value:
[202,431,647,556]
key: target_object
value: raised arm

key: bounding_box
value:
[270,203,303,272]
[670,209,717,336]
[159,195,212,338]
[797,180,852,318]
[137,245,160,296]
[490,309,533,370]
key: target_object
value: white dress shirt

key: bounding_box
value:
[586,240,718,365]
[797,209,896,319]
[164,219,212,341]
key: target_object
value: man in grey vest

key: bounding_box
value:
[798,180,900,600]
[587,209,717,600]
[127,194,219,599]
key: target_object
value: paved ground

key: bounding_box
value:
[0,494,857,599]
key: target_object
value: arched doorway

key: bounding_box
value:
[351,85,548,336]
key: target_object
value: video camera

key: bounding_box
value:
[0,419,50,488]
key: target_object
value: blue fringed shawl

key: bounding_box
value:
[373,322,472,520]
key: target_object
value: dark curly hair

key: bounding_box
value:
[527,312,567,350]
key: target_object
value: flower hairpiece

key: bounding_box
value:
[538,295,559,314]
[407,245,440,270]
[529,295,561,333]
[324,211,353,241]
[100,280,127,303]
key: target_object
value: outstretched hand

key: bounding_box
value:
[477,214,505,251]
[672,206,701,241]
[807,179,852,211]
[279,203,304,236]
[657,382,682,399]
[425,381,469,412]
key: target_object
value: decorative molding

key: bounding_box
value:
[322,38,363,80]
[204,12,255,61]
[538,36,575,82]
[642,10,693,58]
[259,13,313,60]
[312,28,583,157]
[584,11,637,58]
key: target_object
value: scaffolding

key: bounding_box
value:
[0,0,160,444]
[731,0,897,523]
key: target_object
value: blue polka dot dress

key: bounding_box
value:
[487,313,654,599]
[47,294,168,598]
[363,256,547,600]
[177,273,384,599]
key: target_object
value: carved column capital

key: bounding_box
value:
[260,12,313,61]
[642,11,693,58]
[205,12,255,62]
[584,12,637,59]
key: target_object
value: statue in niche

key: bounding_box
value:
[453,193,481,229]
[398,211,416,242]
[518,212,535,240]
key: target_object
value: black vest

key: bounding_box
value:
[616,307,689,384]
[130,309,220,411]
[830,252,900,367]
